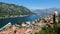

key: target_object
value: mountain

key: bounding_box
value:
[0,2,33,17]
[33,8,60,15]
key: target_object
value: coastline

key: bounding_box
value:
[0,15,28,19]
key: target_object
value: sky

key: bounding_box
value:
[0,0,60,10]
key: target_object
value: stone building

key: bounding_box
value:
[53,11,58,23]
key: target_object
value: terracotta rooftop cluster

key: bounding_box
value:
[0,24,40,34]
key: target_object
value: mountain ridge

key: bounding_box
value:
[0,2,33,17]
[33,8,60,15]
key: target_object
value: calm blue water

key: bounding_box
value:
[0,15,42,28]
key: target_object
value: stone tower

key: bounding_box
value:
[53,11,58,23]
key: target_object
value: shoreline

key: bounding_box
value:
[0,15,28,19]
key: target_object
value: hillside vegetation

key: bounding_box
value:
[0,2,33,17]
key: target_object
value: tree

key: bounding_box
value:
[35,24,59,34]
